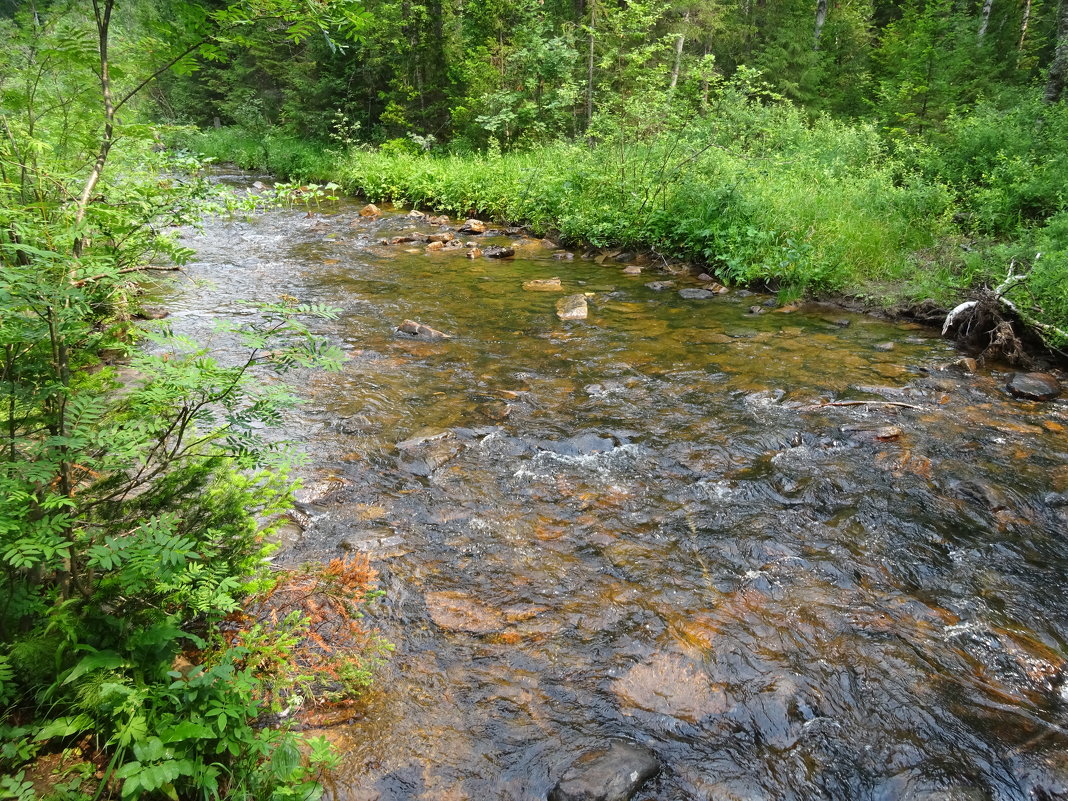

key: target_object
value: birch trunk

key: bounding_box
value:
[977,0,994,39]
[814,0,828,49]
[670,13,689,90]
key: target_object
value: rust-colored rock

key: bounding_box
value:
[523,277,563,292]
[359,203,381,218]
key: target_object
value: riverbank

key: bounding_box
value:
[179,110,1068,363]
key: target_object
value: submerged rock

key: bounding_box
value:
[644,281,675,291]
[556,294,588,321]
[548,741,660,801]
[524,277,564,292]
[484,245,515,259]
[622,266,642,275]
[614,653,726,722]
[678,288,715,300]
[425,591,504,633]
[1006,372,1061,401]
[395,319,451,341]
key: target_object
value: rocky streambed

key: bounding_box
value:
[159,174,1068,801]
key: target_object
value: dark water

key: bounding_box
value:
[164,176,1068,801]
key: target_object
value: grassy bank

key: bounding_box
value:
[181,100,1068,352]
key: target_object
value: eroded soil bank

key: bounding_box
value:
[162,176,1068,801]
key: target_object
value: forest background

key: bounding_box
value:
[1,0,1067,798]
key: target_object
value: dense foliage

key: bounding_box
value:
[0,2,384,799]
[165,0,1068,349]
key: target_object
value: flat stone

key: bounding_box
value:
[622,266,642,275]
[524,277,564,292]
[395,319,451,341]
[425,591,504,633]
[426,231,455,243]
[614,653,726,722]
[1006,372,1061,401]
[557,294,588,321]
[548,741,660,801]
[678,288,715,300]
[874,341,895,351]
[483,245,515,258]
[644,281,675,291]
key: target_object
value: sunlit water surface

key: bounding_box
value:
[161,175,1068,801]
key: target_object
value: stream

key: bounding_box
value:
[161,174,1068,801]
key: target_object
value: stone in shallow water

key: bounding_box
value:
[1006,372,1061,401]
[524,277,564,292]
[614,653,727,722]
[424,591,504,633]
[557,294,588,320]
[548,741,660,801]
[678,288,714,300]
[395,319,451,341]
[644,280,675,291]
[483,245,515,258]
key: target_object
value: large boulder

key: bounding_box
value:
[548,741,660,801]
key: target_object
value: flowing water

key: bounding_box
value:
[162,175,1068,801]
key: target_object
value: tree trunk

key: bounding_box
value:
[978,0,994,39]
[1045,0,1068,102]
[1018,0,1032,51]
[814,0,828,49]
[670,12,689,89]
[586,2,596,127]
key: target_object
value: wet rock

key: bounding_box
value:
[425,591,504,633]
[467,248,483,259]
[396,429,453,449]
[252,180,268,190]
[1006,372,1061,401]
[621,266,642,275]
[359,203,381,218]
[644,281,675,291]
[444,239,464,250]
[428,215,450,225]
[133,307,169,320]
[748,305,765,315]
[539,433,615,456]
[395,319,451,341]
[944,357,978,374]
[614,653,726,722]
[548,741,660,801]
[697,273,715,281]
[678,288,715,300]
[484,245,515,259]
[407,209,427,219]
[524,277,564,292]
[874,341,895,352]
[828,317,851,328]
[553,251,575,260]
[426,231,456,243]
[556,294,588,321]
[425,241,444,252]
[458,219,487,234]
[389,234,425,244]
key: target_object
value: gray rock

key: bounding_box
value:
[548,741,660,801]
[874,341,895,351]
[483,245,515,258]
[678,288,715,300]
[1006,372,1061,401]
[395,319,452,341]
[644,281,675,291]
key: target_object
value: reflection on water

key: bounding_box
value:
[164,175,1068,801]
